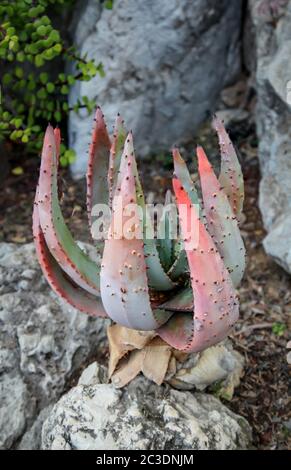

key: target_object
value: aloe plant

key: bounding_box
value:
[33,106,245,360]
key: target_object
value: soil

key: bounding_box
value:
[0,121,290,450]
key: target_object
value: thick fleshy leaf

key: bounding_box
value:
[158,178,239,353]
[115,133,175,291]
[173,148,199,205]
[167,149,198,281]
[197,146,245,287]
[168,246,188,281]
[161,287,193,312]
[108,114,126,208]
[156,190,174,272]
[54,127,61,161]
[33,189,106,317]
[37,125,101,296]
[100,147,172,330]
[86,106,111,236]
[214,117,244,217]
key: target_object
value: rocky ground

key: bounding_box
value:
[42,363,252,450]
[0,115,290,450]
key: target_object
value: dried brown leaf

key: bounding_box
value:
[142,337,172,385]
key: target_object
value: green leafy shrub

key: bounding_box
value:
[0,0,105,165]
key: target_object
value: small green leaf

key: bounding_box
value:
[272,322,287,337]
[37,25,47,37]
[54,110,62,122]
[65,149,76,164]
[35,55,44,67]
[49,30,60,42]
[39,72,48,84]
[60,155,67,167]
[104,0,113,9]
[37,87,47,99]
[67,75,75,85]
[60,84,69,94]
[14,67,23,79]
[14,118,22,129]
[16,51,25,62]
[3,73,12,85]
[12,166,24,176]
[46,82,55,93]
[53,43,62,53]
[97,63,105,77]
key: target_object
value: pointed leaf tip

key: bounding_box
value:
[86,106,111,235]
[197,146,213,173]
[108,114,127,208]
[197,146,246,287]
[213,116,244,218]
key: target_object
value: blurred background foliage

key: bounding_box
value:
[0,0,111,166]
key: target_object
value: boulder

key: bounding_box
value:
[69,0,242,178]
[248,1,291,273]
[263,212,291,273]
[0,242,109,449]
[42,362,252,450]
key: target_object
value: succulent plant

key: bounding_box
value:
[33,106,246,373]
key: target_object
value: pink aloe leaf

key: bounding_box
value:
[108,113,126,208]
[173,148,199,205]
[86,106,111,236]
[37,125,101,296]
[115,133,175,291]
[197,146,246,287]
[166,148,197,281]
[54,127,61,161]
[100,146,172,330]
[158,178,239,353]
[214,116,244,218]
[33,188,107,317]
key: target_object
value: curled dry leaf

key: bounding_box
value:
[109,324,173,387]
[107,324,155,378]
[109,325,244,397]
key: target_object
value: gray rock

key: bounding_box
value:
[167,341,244,399]
[18,406,53,451]
[69,0,242,178]
[266,39,291,106]
[248,1,291,271]
[0,373,32,449]
[263,211,291,274]
[42,364,252,450]
[0,242,109,449]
